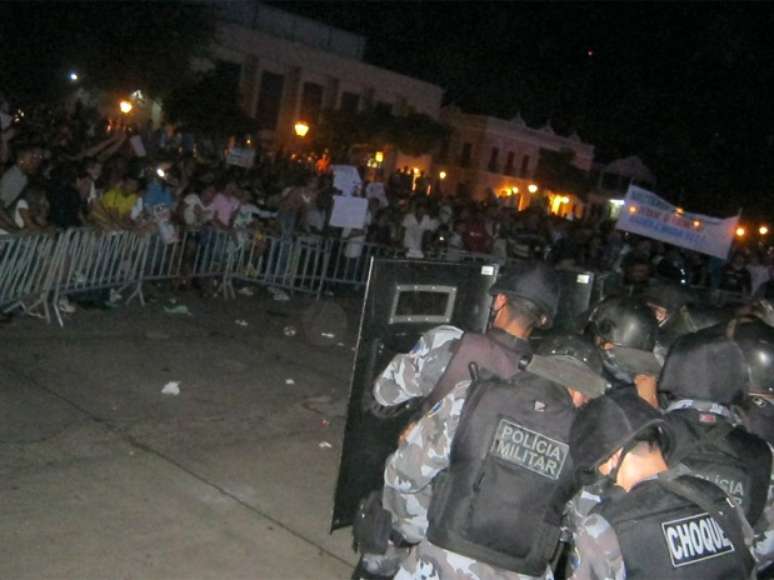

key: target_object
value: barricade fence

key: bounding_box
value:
[0,226,754,326]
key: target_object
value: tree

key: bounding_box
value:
[315,109,448,160]
[535,149,591,195]
[164,68,254,138]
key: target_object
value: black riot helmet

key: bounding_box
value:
[640,282,694,325]
[587,296,661,377]
[570,388,672,481]
[659,325,748,405]
[533,334,609,398]
[537,334,604,376]
[489,261,560,329]
[729,318,774,397]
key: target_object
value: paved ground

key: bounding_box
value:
[0,286,365,579]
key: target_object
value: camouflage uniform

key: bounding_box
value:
[568,474,757,580]
[373,325,464,406]
[666,399,774,573]
[382,380,553,580]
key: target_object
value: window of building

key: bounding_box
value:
[300,82,324,124]
[374,101,392,115]
[488,147,500,173]
[256,71,284,130]
[505,151,515,176]
[340,91,360,114]
[460,143,473,168]
[520,154,531,177]
[438,139,450,163]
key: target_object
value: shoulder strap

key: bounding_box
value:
[657,475,754,577]
[418,334,469,416]
[669,419,734,466]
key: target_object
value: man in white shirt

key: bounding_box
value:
[401,201,438,258]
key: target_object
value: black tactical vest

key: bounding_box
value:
[666,409,771,525]
[422,328,530,414]
[426,373,577,575]
[594,476,753,580]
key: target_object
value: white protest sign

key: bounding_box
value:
[329,195,369,229]
[226,147,256,168]
[129,135,146,157]
[615,185,739,260]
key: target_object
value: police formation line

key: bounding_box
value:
[346,262,774,580]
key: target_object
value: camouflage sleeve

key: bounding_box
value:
[567,514,625,580]
[382,380,470,543]
[373,325,463,406]
[752,443,774,571]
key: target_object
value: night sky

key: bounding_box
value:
[279,2,774,218]
[2,2,774,217]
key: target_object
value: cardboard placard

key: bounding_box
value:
[329,195,369,229]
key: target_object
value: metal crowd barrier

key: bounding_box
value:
[0,226,759,327]
[0,231,61,322]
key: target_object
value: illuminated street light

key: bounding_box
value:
[69,71,79,82]
[374,151,384,163]
[527,183,538,194]
[439,170,447,180]
[293,121,310,138]
[760,225,769,236]
[119,100,133,114]
[512,186,519,194]
[736,226,746,238]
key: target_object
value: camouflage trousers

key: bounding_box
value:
[394,540,553,580]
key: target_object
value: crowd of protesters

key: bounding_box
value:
[1,96,772,320]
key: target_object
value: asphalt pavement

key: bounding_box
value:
[0,286,364,579]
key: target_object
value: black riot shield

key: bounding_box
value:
[331,258,500,530]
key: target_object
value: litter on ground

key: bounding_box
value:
[163,305,192,316]
[320,332,335,339]
[318,441,333,449]
[237,287,255,297]
[235,319,249,327]
[285,378,296,385]
[161,381,181,396]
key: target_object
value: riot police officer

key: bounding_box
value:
[660,325,774,572]
[585,296,661,406]
[568,388,756,579]
[382,334,608,580]
[373,261,560,411]
[733,318,774,444]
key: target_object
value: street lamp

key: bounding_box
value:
[374,151,384,163]
[294,121,310,138]
[439,170,447,180]
[736,226,746,238]
[760,225,769,236]
[68,71,79,82]
[119,100,133,114]
[527,183,538,194]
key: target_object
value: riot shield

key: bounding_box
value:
[546,268,618,333]
[331,258,500,530]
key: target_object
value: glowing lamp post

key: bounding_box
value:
[439,170,447,180]
[760,225,769,236]
[736,226,746,239]
[527,183,538,194]
[119,100,133,115]
[294,121,310,138]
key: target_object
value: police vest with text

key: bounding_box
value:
[426,373,577,575]
[594,476,753,579]
[666,409,771,525]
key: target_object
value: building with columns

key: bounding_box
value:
[206,1,443,158]
[433,107,595,214]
